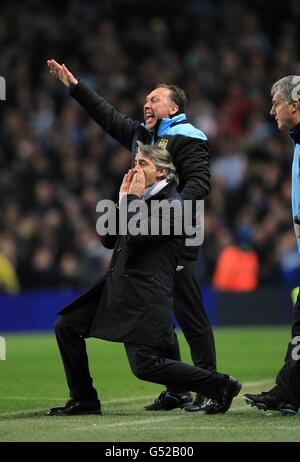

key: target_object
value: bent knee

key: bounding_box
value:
[133,366,150,381]
[54,316,72,335]
[130,356,159,381]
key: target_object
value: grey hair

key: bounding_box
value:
[136,141,178,184]
[271,75,300,103]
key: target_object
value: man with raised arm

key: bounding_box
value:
[47,59,218,413]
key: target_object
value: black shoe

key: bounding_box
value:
[277,402,299,416]
[46,398,101,416]
[184,394,220,413]
[244,392,298,416]
[205,376,242,414]
[144,391,193,411]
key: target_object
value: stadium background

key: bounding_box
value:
[1,0,300,328]
[1,0,300,444]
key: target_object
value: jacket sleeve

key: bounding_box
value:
[99,203,119,249]
[175,136,210,201]
[70,81,141,151]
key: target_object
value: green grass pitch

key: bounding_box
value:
[0,327,299,442]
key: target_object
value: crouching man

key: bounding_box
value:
[47,143,241,416]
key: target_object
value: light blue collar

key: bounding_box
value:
[157,114,187,137]
[141,113,187,135]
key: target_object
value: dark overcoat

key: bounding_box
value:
[60,182,184,348]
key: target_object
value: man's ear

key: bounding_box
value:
[292,100,300,113]
[169,105,179,116]
[156,169,166,179]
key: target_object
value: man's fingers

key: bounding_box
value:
[128,169,137,182]
[134,168,145,179]
[48,60,59,70]
[50,59,62,68]
[124,169,136,184]
[122,173,129,184]
[136,170,145,180]
[132,172,145,183]
[47,59,63,77]
[62,64,71,75]
[47,59,78,88]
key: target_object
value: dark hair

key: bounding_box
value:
[136,141,178,184]
[156,83,187,113]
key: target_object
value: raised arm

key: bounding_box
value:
[47,59,142,150]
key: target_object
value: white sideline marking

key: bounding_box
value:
[243,380,273,387]
[169,425,298,431]
[75,404,295,432]
[77,415,186,430]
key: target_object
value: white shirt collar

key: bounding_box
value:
[143,179,169,201]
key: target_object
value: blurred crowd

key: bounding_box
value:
[1,0,300,292]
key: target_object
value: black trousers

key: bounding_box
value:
[173,258,216,371]
[124,343,224,397]
[275,291,300,406]
[54,299,226,401]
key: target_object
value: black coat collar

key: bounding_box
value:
[289,122,300,143]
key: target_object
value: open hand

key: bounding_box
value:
[47,59,78,88]
[128,169,146,197]
[119,168,137,203]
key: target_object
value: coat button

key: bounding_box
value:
[116,247,122,252]
[109,266,115,272]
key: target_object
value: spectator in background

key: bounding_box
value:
[213,232,259,292]
[23,247,58,289]
[0,234,20,294]
[58,252,82,289]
